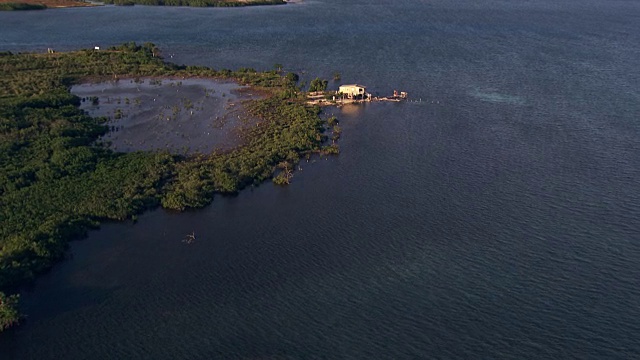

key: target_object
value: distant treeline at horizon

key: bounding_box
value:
[0,2,47,10]
[103,0,285,7]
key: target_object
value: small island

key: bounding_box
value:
[0,42,337,331]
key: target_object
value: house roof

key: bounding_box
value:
[339,84,366,88]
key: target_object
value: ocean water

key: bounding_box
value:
[1,0,639,358]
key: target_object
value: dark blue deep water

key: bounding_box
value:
[1,1,640,358]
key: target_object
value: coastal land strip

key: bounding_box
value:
[0,42,339,331]
[0,0,288,10]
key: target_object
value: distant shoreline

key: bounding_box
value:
[0,0,291,10]
[100,0,286,8]
[0,0,98,10]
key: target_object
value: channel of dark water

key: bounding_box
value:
[1,0,640,358]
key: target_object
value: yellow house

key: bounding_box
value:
[338,84,367,98]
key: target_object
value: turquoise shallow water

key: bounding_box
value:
[1,1,640,358]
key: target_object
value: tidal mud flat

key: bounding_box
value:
[72,78,259,154]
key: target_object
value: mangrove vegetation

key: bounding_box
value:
[0,42,335,331]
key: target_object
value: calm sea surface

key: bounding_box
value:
[1,1,640,358]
